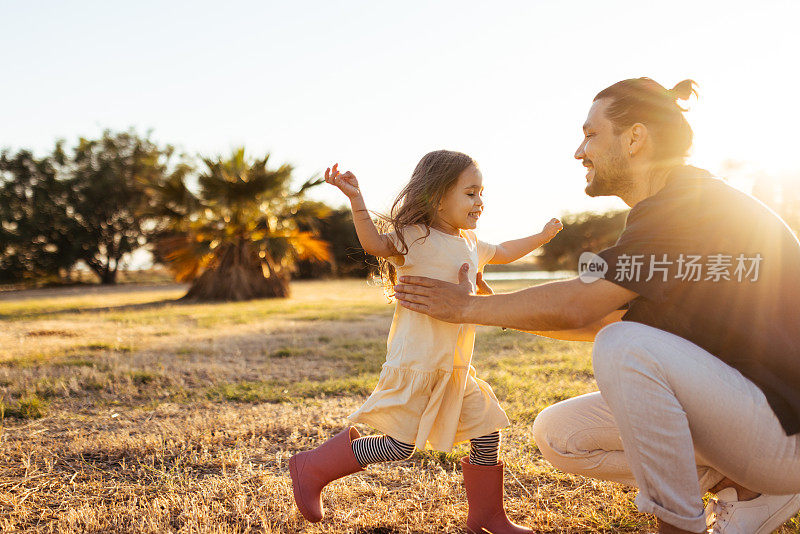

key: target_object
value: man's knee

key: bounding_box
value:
[592,322,660,387]
[592,322,632,376]
[533,400,589,473]
[532,403,562,463]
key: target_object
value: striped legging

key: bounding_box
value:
[351,431,501,467]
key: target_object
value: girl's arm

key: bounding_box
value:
[325,164,399,258]
[349,195,399,258]
[489,218,563,264]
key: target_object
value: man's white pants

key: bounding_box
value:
[532,322,800,532]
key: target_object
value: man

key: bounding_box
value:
[393,78,800,533]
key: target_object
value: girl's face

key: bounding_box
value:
[432,165,484,235]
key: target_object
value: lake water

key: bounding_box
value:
[482,270,575,281]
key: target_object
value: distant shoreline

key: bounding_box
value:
[483,270,575,281]
[1,265,576,293]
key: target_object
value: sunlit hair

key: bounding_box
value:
[594,78,698,161]
[374,149,476,298]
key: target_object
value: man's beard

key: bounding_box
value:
[585,152,634,198]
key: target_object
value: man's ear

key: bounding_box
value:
[629,123,648,157]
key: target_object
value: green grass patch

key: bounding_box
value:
[84,342,113,350]
[82,377,107,392]
[1,344,128,368]
[78,342,134,352]
[206,374,376,404]
[269,348,302,359]
[1,394,49,419]
[54,356,96,367]
[128,370,159,385]
[33,377,67,399]
[1,351,60,368]
[418,445,468,470]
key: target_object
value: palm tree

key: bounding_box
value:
[150,148,330,301]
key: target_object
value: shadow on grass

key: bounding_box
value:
[0,297,187,320]
[30,450,230,485]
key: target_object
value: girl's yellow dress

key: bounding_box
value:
[348,225,510,451]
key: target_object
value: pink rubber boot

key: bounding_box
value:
[289,427,364,522]
[461,457,533,534]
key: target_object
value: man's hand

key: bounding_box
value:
[394,263,475,322]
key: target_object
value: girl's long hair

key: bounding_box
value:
[375,149,476,298]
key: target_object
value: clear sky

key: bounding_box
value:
[2,0,799,259]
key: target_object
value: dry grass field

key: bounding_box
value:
[1,279,798,533]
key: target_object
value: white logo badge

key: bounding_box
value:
[578,252,608,283]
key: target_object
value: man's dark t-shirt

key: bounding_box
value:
[596,165,800,435]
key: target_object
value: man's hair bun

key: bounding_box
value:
[594,77,697,160]
[669,79,698,102]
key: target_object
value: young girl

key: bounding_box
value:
[289,150,562,533]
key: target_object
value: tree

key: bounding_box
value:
[536,210,629,271]
[294,204,371,279]
[152,148,330,301]
[0,131,179,285]
[0,148,82,283]
[64,130,177,284]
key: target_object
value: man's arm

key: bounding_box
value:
[526,309,626,342]
[393,265,637,331]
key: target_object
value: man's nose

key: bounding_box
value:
[574,142,585,160]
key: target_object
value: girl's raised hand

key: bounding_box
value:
[542,218,563,241]
[324,163,361,199]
